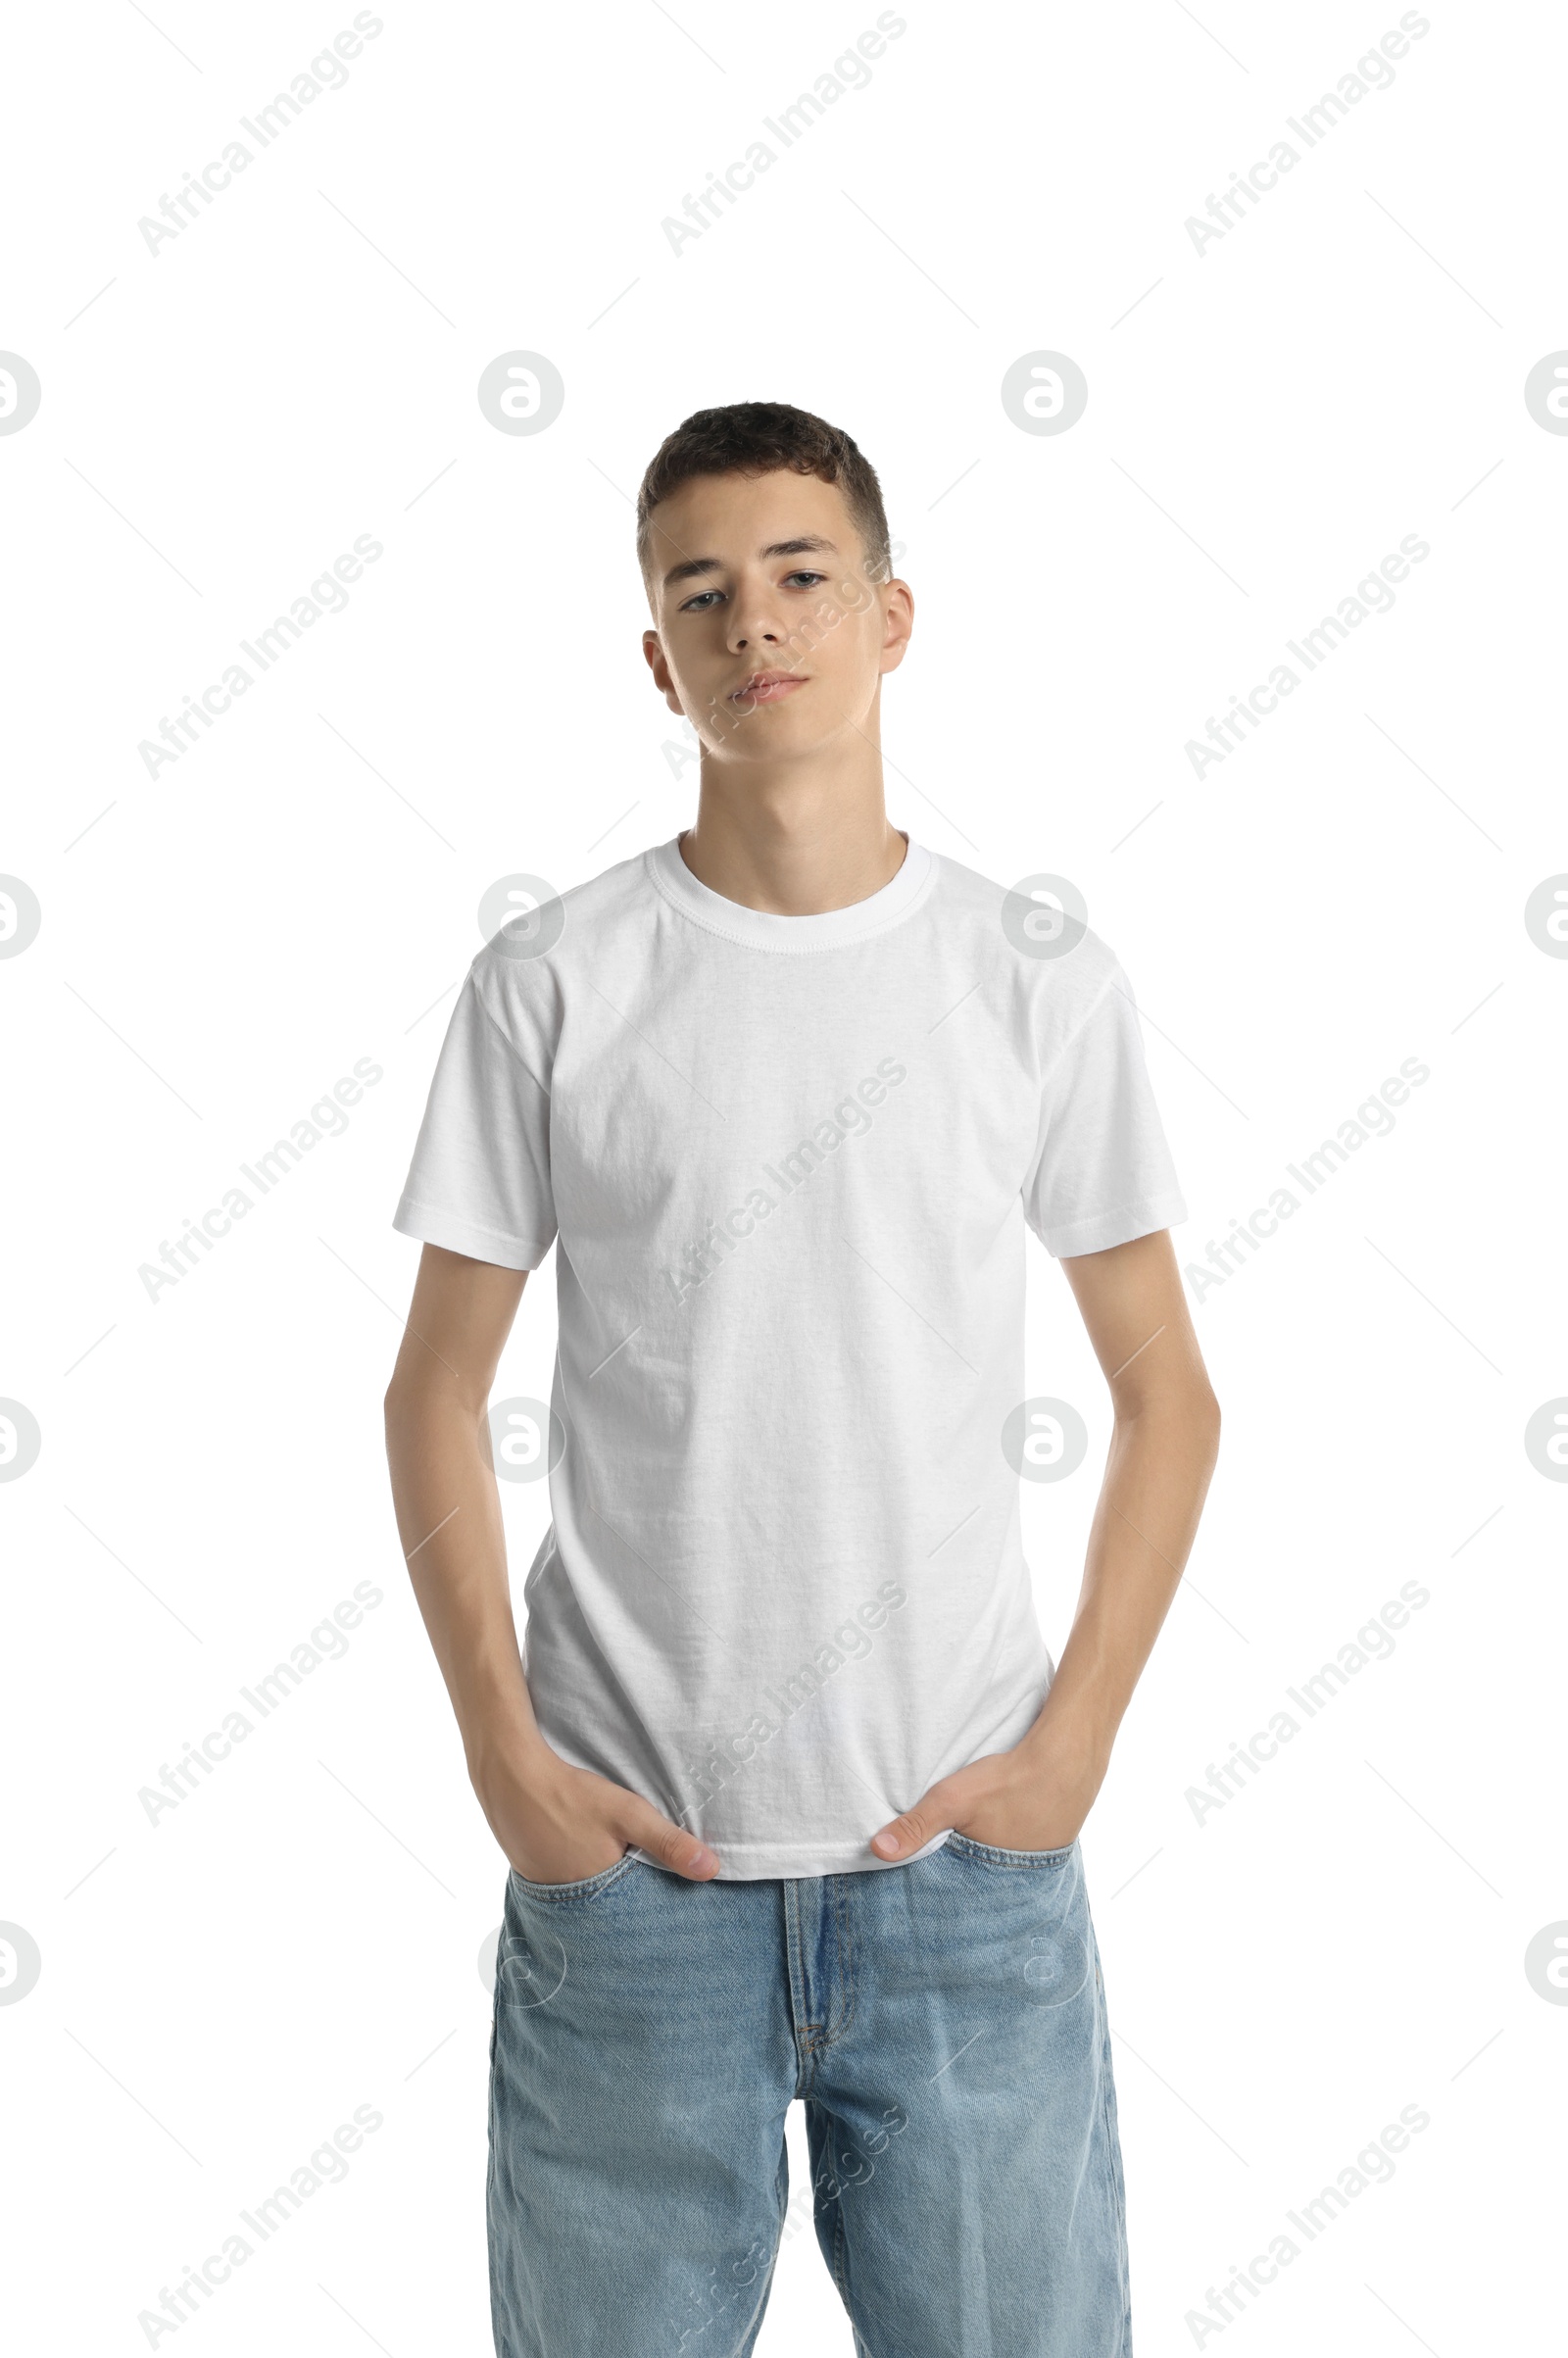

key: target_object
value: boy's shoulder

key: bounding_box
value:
[469,844,653,984]
[925,847,1128,1012]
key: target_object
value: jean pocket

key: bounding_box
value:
[507,1852,640,1903]
[942,1830,1078,1870]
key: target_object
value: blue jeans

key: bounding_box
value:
[488,1835,1131,2357]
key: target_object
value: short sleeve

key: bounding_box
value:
[1022,964,1188,1258]
[392,966,557,1271]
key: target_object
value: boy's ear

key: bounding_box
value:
[643,629,686,715]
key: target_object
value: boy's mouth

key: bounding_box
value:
[730,670,808,706]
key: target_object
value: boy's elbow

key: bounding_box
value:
[383,1368,428,1441]
[1193,1380,1221,1461]
[1136,1367,1220,1455]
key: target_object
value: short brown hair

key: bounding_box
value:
[637,401,892,587]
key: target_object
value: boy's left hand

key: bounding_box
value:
[869,1730,1107,1860]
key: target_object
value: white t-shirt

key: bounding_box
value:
[393,836,1186,1878]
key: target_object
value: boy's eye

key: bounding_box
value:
[677,569,828,614]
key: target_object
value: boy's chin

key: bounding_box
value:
[710,712,855,764]
[720,734,840,770]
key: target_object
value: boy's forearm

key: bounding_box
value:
[870,1370,1219,1861]
[383,1389,548,1793]
[1019,1389,1221,1781]
[383,1251,723,1886]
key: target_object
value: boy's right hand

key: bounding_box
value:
[479,1747,721,1885]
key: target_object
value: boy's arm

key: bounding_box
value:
[383,1243,720,1884]
[871,1228,1220,1858]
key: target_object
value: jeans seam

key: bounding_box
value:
[1096,1951,1133,2355]
[791,1881,823,2057]
[945,1829,1074,1870]
[732,2157,793,2358]
[832,2187,851,2308]
[787,1926,816,2092]
[832,2197,880,2358]
[732,2235,784,2358]
[486,1960,513,2358]
[508,1852,638,1903]
[827,1872,857,2045]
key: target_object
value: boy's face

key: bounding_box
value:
[642,469,912,767]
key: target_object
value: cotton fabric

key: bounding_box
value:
[394,837,1185,1877]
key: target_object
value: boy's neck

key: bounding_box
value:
[678,757,907,917]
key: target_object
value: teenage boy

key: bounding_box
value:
[384,401,1219,2358]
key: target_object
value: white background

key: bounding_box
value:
[2,1,1564,2351]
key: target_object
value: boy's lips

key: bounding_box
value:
[730,670,808,705]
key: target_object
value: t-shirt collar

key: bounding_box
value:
[647,832,934,952]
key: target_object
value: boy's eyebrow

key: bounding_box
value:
[661,534,841,590]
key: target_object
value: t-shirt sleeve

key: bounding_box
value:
[392,964,557,1271]
[1022,963,1188,1258]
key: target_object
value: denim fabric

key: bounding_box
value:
[488,1835,1131,2357]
